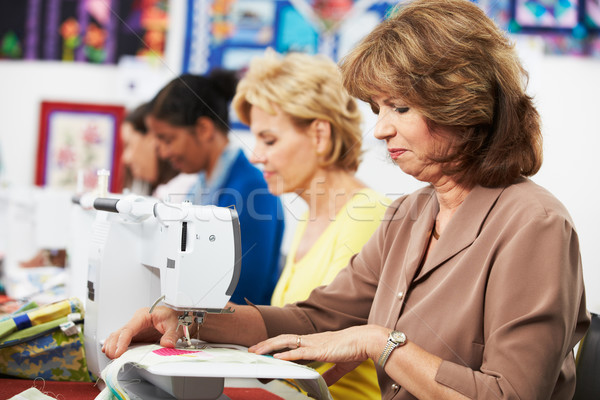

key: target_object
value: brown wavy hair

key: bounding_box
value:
[340,0,542,187]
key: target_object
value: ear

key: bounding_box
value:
[193,117,216,141]
[311,119,331,156]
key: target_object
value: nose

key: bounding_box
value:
[156,141,170,159]
[121,147,132,167]
[373,109,395,141]
[249,144,266,165]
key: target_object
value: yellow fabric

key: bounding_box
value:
[28,299,72,325]
[272,188,390,400]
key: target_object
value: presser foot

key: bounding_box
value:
[176,311,206,348]
[174,308,235,348]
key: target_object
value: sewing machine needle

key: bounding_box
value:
[183,324,192,347]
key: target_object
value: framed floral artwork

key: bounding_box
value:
[35,101,125,193]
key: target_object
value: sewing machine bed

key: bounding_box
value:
[105,343,329,400]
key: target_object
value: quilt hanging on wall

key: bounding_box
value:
[506,0,600,56]
[0,0,169,63]
[182,0,397,74]
[182,0,600,79]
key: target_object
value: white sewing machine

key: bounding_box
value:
[84,194,241,376]
[84,195,328,400]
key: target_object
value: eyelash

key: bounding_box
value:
[369,104,409,115]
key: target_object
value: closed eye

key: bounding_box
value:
[369,103,380,115]
[395,107,409,114]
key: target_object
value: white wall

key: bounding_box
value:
[0,34,598,312]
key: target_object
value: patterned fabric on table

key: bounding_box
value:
[0,297,92,382]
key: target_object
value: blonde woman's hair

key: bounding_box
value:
[340,0,542,187]
[233,50,363,171]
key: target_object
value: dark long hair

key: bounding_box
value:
[148,69,239,134]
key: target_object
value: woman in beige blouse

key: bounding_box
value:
[103,0,589,398]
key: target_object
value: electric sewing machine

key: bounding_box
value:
[84,194,241,378]
[84,195,327,400]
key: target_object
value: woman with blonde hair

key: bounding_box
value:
[232,50,389,399]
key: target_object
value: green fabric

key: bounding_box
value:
[0,319,17,339]
[0,316,71,347]
[0,299,75,343]
[0,298,91,382]
[0,302,39,323]
[0,302,39,337]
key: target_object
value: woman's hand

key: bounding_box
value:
[102,305,182,359]
[248,325,388,386]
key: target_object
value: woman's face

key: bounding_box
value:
[248,105,320,196]
[145,115,209,174]
[120,122,158,183]
[372,95,452,184]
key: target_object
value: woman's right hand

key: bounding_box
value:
[102,305,182,359]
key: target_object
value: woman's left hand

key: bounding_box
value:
[248,325,387,385]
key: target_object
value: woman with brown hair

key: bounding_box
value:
[103,1,589,398]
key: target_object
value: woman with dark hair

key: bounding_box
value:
[104,1,589,398]
[120,102,196,199]
[145,69,284,306]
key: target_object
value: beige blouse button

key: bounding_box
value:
[391,383,400,391]
[397,291,404,300]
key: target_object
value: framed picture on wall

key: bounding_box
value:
[35,101,125,193]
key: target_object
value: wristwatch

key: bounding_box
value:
[377,330,407,368]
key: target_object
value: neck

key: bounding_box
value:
[298,168,365,220]
[205,134,229,180]
[433,177,471,232]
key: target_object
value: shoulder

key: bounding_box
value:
[340,188,390,224]
[496,179,574,226]
[226,151,267,189]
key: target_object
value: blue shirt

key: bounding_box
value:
[188,146,284,305]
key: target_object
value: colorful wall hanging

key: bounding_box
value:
[183,0,398,130]
[35,101,125,193]
[507,0,600,56]
[0,0,169,63]
[183,0,396,75]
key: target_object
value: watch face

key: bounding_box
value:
[390,331,406,344]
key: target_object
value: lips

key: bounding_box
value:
[169,159,183,170]
[388,149,406,160]
[263,171,275,180]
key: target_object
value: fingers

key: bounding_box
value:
[101,308,151,358]
[322,361,362,386]
[249,334,300,355]
[159,326,181,348]
[102,327,135,359]
[101,306,178,359]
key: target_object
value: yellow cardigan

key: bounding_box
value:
[272,188,390,400]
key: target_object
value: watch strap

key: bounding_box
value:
[377,331,406,368]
